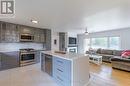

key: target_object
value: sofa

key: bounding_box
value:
[86,48,123,62]
[111,57,130,71]
[86,49,130,71]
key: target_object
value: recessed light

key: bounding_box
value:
[31,20,38,24]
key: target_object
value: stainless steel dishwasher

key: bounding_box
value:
[45,54,52,76]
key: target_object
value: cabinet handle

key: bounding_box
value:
[57,68,63,72]
[57,76,63,82]
[57,60,63,64]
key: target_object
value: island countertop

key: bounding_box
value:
[40,51,88,60]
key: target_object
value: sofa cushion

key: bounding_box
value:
[96,48,101,54]
[113,50,123,56]
[100,49,113,55]
[111,56,130,63]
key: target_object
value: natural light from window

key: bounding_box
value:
[83,36,120,52]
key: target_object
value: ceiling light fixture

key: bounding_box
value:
[31,20,38,24]
[85,27,89,35]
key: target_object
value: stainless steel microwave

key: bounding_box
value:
[20,34,34,42]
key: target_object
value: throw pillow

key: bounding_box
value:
[121,50,130,59]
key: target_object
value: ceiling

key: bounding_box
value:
[0,0,130,34]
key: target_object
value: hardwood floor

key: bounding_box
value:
[89,62,130,86]
[0,63,129,86]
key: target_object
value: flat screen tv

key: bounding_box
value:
[69,37,77,44]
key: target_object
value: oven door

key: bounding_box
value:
[20,52,35,63]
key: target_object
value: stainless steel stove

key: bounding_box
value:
[19,48,36,66]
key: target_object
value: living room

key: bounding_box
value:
[77,24,130,86]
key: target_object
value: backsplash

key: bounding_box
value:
[0,43,44,52]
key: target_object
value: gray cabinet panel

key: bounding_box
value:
[19,25,35,35]
[59,32,66,51]
[0,54,2,70]
[0,21,51,44]
[0,22,2,42]
[0,22,19,43]
[45,29,51,50]
[1,51,19,70]
[34,29,41,42]
[40,29,45,43]
[35,51,40,63]
[34,29,45,43]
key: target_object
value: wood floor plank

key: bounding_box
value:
[89,62,130,86]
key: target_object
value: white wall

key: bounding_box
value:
[51,30,59,51]
[51,31,78,51]
[77,28,130,53]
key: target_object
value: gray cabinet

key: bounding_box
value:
[34,29,45,43]
[0,21,51,44]
[40,29,45,43]
[34,29,41,42]
[19,25,35,34]
[59,32,67,51]
[0,52,19,70]
[45,29,51,50]
[0,22,19,43]
[35,51,41,63]
[0,54,2,70]
[0,22,1,42]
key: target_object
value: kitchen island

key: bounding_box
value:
[40,51,90,86]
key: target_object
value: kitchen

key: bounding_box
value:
[0,21,90,86]
[0,21,51,70]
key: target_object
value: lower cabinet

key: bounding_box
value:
[35,51,41,63]
[0,52,20,71]
[0,54,2,70]
[53,57,71,86]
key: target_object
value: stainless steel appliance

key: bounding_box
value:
[20,48,36,66]
[20,34,34,42]
[45,54,52,76]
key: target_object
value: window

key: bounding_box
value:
[91,37,108,49]
[109,37,120,49]
[83,36,120,53]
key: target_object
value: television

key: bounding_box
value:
[69,37,77,44]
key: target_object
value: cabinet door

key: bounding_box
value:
[1,52,19,70]
[34,29,45,43]
[35,51,40,63]
[6,23,19,42]
[59,32,67,51]
[1,22,19,42]
[0,54,2,70]
[45,29,51,50]
[40,29,45,43]
[41,53,45,71]
[19,25,35,34]
[0,22,2,42]
[34,29,41,43]
[53,57,71,86]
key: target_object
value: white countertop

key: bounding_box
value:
[40,51,88,60]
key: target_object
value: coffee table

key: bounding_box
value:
[89,55,102,65]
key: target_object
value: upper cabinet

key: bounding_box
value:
[59,32,68,51]
[0,22,19,43]
[18,25,35,35]
[0,21,48,43]
[45,29,51,50]
[34,29,45,43]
